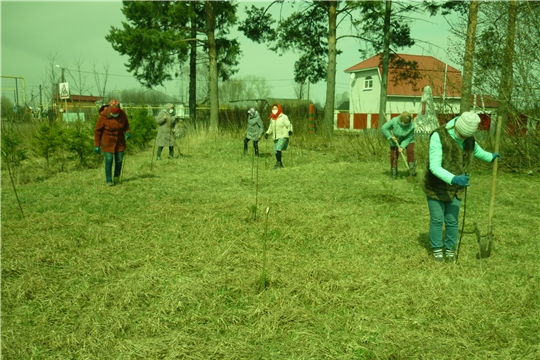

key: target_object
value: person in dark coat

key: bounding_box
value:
[423,112,501,263]
[155,103,179,160]
[244,108,264,156]
[94,99,131,186]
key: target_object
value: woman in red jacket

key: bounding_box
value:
[94,99,131,186]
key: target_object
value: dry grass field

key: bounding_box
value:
[2,130,539,359]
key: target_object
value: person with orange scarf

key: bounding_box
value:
[264,103,293,170]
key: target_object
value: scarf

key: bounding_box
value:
[269,103,283,120]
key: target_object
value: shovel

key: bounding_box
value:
[477,116,503,259]
[391,130,415,181]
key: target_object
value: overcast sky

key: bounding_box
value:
[1,0,459,107]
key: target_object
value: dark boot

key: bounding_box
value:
[408,162,417,176]
[391,167,398,180]
[272,161,283,170]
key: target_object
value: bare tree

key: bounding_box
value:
[459,0,479,113]
[92,61,110,101]
[293,81,306,100]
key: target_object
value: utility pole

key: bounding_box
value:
[39,85,43,117]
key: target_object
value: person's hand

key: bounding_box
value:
[492,152,501,162]
[451,174,470,187]
[391,136,397,142]
[94,146,101,155]
[398,147,403,153]
[264,133,268,139]
[125,132,131,140]
[288,130,293,136]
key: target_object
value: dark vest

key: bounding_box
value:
[423,126,475,201]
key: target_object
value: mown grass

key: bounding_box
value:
[2,130,539,359]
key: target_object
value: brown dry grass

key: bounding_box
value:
[2,129,539,359]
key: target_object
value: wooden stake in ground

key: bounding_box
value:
[150,136,157,171]
[2,153,24,219]
[259,207,270,292]
[478,116,503,259]
[120,153,126,184]
[390,130,414,181]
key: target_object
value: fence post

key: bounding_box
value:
[308,103,315,135]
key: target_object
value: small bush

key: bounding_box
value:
[1,125,28,167]
[31,122,62,169]
[128,104,157,150]
[63,120,95,167]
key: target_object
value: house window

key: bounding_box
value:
[364,76,373,90]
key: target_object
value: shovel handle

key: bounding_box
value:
[391,130,410,168]
[487,116,503,227]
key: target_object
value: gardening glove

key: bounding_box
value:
[94,146,101,155]
[125,132,131,140]
[264,133,269,139]
[451,174,470,187]
[491,152,501,162]
[288,130,293,136]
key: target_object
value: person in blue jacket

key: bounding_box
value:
[382,111,415,179]
[422,112,501,263]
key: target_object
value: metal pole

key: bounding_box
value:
[15,79,19,106]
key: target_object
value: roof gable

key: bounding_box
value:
[345,53,462,98]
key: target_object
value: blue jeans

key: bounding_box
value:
[426,196,461,251]
[104,152,124,183]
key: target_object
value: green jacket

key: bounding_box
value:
[423,118,493,201]
[381,116,415,147]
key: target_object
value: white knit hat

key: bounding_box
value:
[455,112,480,138]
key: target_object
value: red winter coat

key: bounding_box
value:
[94,105,131,153]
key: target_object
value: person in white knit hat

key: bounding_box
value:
[422,111,501,263]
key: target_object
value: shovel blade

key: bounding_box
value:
[477,233,494,259]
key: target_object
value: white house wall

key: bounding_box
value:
[350,69,380,114]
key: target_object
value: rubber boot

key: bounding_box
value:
[272,161,283,170]
[391,167,398,180]
[408,162,417,176]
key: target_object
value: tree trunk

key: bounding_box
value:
[379,0,392,127]
[205,1,219,133]
[189,3,197,129]
[323,1,337,137]
[460,0,479,113]
[497,0,518,129]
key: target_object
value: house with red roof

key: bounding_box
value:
[340,53,498,131]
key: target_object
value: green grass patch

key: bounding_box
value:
[2,132,539,359]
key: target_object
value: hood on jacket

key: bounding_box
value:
[99,105,122,119]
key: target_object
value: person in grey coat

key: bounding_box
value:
[155,103,179,160]
[244,108,264,156]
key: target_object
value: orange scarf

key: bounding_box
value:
[269,103,283,120]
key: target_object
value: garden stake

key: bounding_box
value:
[251,151,254,182]
[253,154,260,221]
[455,187,468,264]
[259,207,270,292]
[390,130,415,181]
[478,116,503,259]
[3,152,25,219]
[120,153,126,184]
[150,136,157,171]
